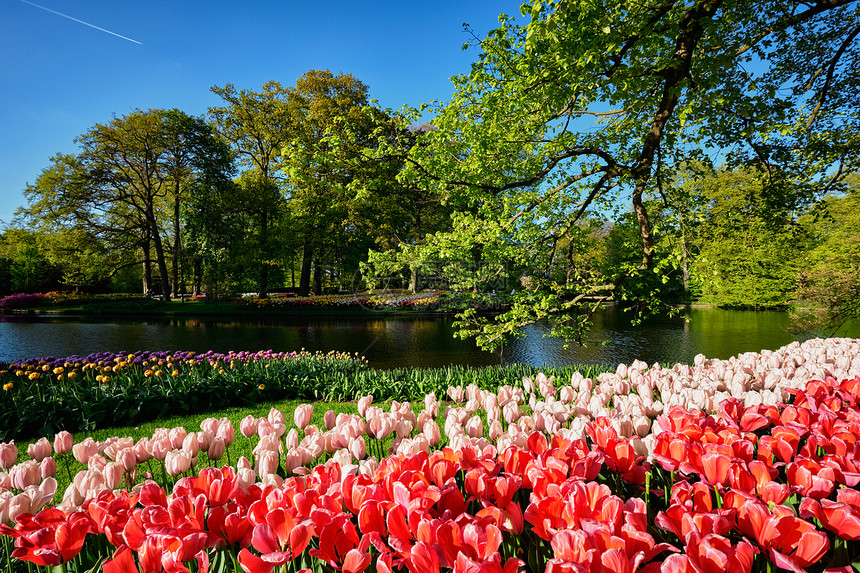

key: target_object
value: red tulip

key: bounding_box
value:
[9,511,90,566]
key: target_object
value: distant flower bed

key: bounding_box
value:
[2,338,860,572]
[241,290,447,311]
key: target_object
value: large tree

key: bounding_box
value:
[19,110,233,300]
[280,70,377,295]
[367,0,859,349]
[209,82,292,298]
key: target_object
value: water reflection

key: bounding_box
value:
[0,308,857,369]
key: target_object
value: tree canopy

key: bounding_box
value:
[363,0,859,349]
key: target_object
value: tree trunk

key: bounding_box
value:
[313,262,323,295]
[299,243,313,296]
[146,205,172,302]
[141,233,152,295]
[257,207,270,298]
[172,186,181,297]
[192,258,202,297]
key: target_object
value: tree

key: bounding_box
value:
[368,0,859,350]
[681,166,804,309]
[793,174,860,332]
[209,82,292,298]
[280,70,377,295]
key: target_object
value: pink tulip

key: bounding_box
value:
[216,420,235,446]
[358,395,373,417]
[27,437,52,462]
[165,450,192,477]
[200,417,219,435]
[285,428,299,450]
[169,427,187,449]
[0,441,18,470]
[240,415,258,438]
[103,437,134,461]
[0,491,11,525]
[255,450,279,478]
[53,431,73,455]
[257,419,276,437]
[151,437,172,462]
[267,409,287,438]
[422,420,441,447]
[104,461,125,489]
[283,450,303,474]
[324,410,336,430]
[208,436,226,461]
[182,433,200,457]
[236,456,252,471]
[117,447,137,472]
[40,457,57,479]
[10,460,40,490]
[88,454,107,472]
[348,437,367,461]
[237,468,256,489]
[465,416,483,438]
[294,404,313,429]
[369,416,394,440]
[196,430,214,452]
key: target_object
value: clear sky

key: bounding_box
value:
[0,0,524,226]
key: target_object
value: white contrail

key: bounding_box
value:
[20,0,143,45]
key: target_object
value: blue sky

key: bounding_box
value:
[0,0,524,226]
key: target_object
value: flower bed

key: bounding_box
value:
[241,290,447,311]
[1,338,860,572]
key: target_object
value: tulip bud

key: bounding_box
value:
[294,404,313,430]
[208,437,226,461]
[255,450,279,478]
[422,420,441,447]
[236,456,253,471]
[104,461,124,489]
[240,415,258,438]
[53,431,73,455]
[216,421,235,447]
[169,427,187,449]
[285,428,299,450]
[118,447,137,472]
[0,442,18,470]
[28,438,52,462]
[40,457,57,479]
[134,438,153,464]
[324,410,336,431]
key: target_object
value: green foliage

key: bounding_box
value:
[680,166,803,309]
[792,175,860,331]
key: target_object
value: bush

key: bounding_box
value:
[0,292,46,309]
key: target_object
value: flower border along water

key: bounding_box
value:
[1,337,860,572]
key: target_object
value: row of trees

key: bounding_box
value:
[6,71,452,301]
[3,0,859,349]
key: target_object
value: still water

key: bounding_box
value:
[0,307,857,369]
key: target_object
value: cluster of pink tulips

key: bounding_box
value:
[1,337,860,572]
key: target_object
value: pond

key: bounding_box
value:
[0,307,857,369]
